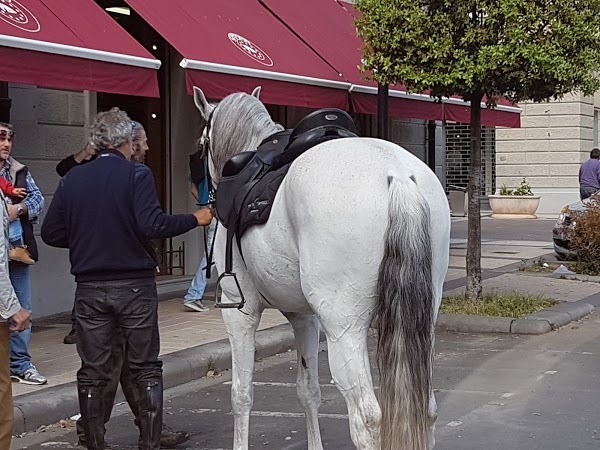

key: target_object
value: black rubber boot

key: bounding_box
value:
[137,380,163,450]
[78,387,106,450]
[64,327,77,344]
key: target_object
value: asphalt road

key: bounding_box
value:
[451,217,556,243]
[14,312,600,450]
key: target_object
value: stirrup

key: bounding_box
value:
[214,272,246,309]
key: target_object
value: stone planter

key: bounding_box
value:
[488,195,541,219]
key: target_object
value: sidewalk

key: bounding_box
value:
[14,299,287,398]
[12,217,600,435]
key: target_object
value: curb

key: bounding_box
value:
[436,299,595,335]
[12,323,297,436]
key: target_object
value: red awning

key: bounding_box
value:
[443,98,522,128]
[262,0,521,128]
[0,0,160,97]
[124,0,350,109]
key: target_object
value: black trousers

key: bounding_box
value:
[75,278,162,390]
[76,329,139,441]
[580,185,598,200]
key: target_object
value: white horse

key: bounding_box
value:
[192,86,450,450]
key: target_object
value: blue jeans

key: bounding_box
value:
[9,220,23,245]
[9,264,32,374]
[184,221,215,302]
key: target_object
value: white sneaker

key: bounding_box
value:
[184,300,209,312]
[11,364,47,385]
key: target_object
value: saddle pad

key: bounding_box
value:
[236,164,289,239]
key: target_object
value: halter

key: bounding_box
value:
[200,107,247,311]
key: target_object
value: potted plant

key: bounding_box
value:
[488,178,541,218]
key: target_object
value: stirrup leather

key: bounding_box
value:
[214,226,246,309]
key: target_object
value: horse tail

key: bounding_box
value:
[377,175,433,450]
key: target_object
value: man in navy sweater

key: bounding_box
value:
[41,108,213,450]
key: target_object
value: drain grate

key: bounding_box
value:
[492,251,519,255]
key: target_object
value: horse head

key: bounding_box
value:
[192,86,281,185]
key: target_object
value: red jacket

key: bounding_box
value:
[0,177,15,196]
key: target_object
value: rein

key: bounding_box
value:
[200,108,247,311]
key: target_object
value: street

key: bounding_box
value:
[450,216,556,243]
[14,311,600,449]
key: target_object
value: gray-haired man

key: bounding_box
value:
[42,108,213,449]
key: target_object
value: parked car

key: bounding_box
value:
[552,196,595,260]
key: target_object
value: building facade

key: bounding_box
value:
[496,93,600,215]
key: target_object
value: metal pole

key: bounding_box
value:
[377,82,389,140]
[427,120,436,172]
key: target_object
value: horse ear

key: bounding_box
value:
[193,86,211,120]
[251,86,261,99]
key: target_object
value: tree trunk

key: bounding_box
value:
[465,93,483,301]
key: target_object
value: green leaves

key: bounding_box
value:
[355,0,600,102]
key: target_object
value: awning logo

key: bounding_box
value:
[228,33,273,67]
[0,0,40,32]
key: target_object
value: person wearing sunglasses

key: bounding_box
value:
[0,122,46,387]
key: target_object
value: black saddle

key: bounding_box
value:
[213,108,356,308]
[216,108,356,233]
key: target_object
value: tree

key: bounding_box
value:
[355,0,600,301]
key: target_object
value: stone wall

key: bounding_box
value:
[9,83,90,318]
[496,93,597,215]
[168,51,204,280]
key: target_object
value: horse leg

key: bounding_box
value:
[427,391,438,449]
[324,326,380,450]
[221,299,262,450]
[427,267,445,449]
[282,312,323,450]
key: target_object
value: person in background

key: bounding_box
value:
[0,184,31,450]
[56,142,97,178]
[42,110,210,449]
[131,121,149,164]
[0,122,46,386]
[183,146,215,312]
[55,119,191,448]
[578,147,600,200]
[58,143,97,345]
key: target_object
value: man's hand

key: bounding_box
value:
[8,307,30,332]
[193,207,214,226]
[11,187,26,198]
[6,203,18,221]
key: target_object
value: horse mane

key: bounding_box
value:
[210,93,284,183]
